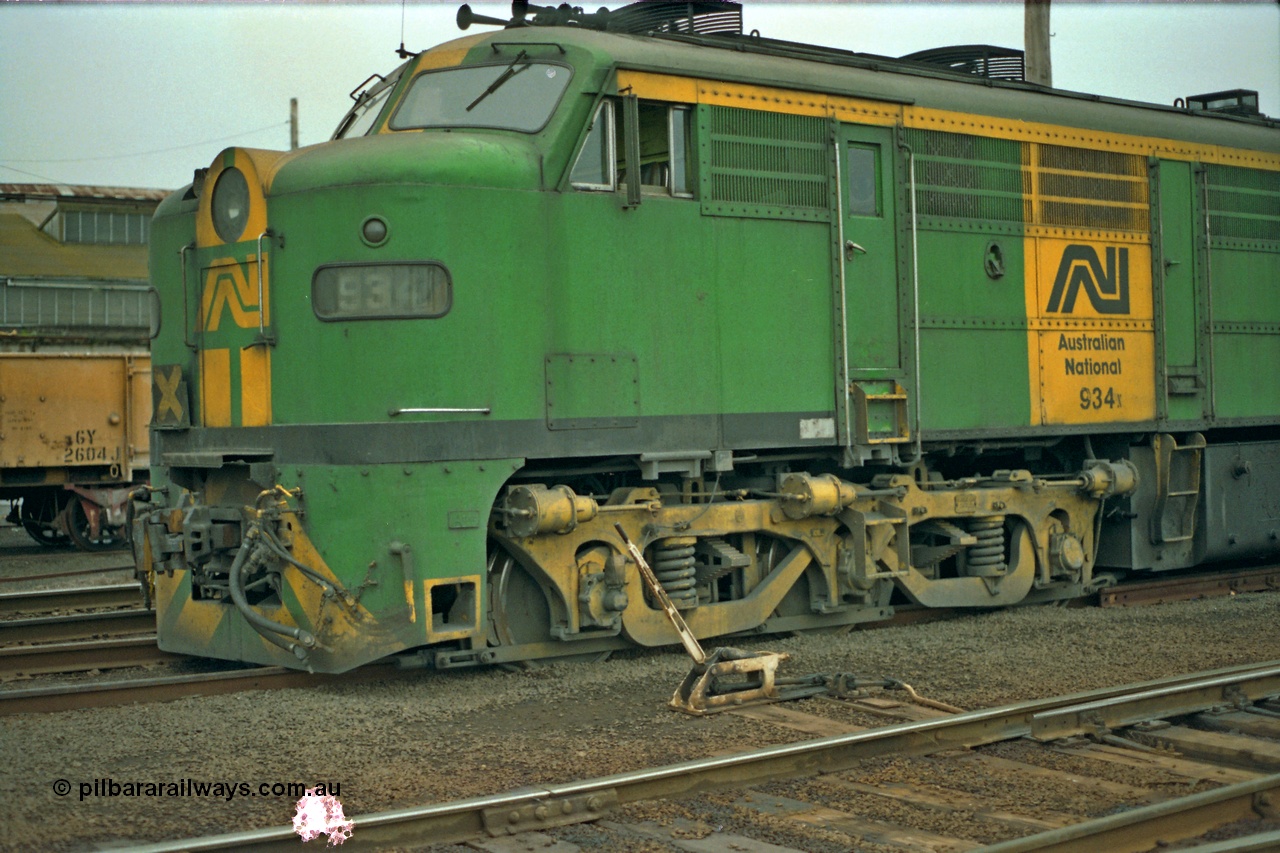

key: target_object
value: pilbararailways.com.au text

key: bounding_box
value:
[53,778,342,802]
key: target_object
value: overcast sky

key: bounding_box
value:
[1,1,1276,191]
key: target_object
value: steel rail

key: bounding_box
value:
[0,635,179,679]
[0,660,412,716]
[976,774,1280,852]
[1181,831,1280,853]
[126,660,1280,853]
[1099,565,1280,607]
[1032,665,1280,741]
[0,610,155,646]
[0,564,134,585]
[0,583,143,616]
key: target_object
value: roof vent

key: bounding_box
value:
[606,1,741,35]
[1184,89,1260,117]
[457,0,742,36]
[902,45,1025,81]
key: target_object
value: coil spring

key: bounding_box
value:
[652,536,698,610]
[966,515,1007,577]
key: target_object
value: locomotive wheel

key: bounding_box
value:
[19,492,71,548]
[486,548,556,649]
[64,497,127,551]
[483,547,610,665]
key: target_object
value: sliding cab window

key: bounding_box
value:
[570,101,616,190]
[623,102,694,198]
[570,100,693,197]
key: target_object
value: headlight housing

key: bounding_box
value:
[211,167,250,243]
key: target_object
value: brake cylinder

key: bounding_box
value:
[504,484,598,537]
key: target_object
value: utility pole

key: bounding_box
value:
[1025,0,1052,87]
[290,98,299,150]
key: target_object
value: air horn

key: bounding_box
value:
[457,1,611,31]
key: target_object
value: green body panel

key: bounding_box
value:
[147,194,199,414]
[261,168,837,429]
[1214,332,1280,420]
[916,229,1031,431]
[270,184,552,425]
[271,133,544,194]
[1209,247,1280,419]
[287,461,515,598]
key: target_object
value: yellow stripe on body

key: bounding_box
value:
[1024,231,1156,426]
[618,70,1280,171]
[240,346,272,427]
[200,348,232,428]
[904,107,1280,171]
[618,69,901,126]
[414,34,490,72]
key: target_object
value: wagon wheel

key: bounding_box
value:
[64,497,127,552]
[19,492,71,548]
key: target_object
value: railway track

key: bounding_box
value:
[0,635,178,679]
[1099,564,1280,607]
[0,608,155,648]
[0,562,135,585]
[0,578,161,680]
[0,660,421,715]
[121,660,1280,852]
[0,582,144,616]
[2,565,1279,710]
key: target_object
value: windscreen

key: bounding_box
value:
[333,64,408,140]
[388,61,572,133]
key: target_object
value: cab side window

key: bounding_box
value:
[617,102,694,197]
[570,98,693,199]
[570,101,616,190]
[669,107,692,197]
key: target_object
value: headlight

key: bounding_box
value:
[211,167,250,243]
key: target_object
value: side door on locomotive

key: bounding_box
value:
[834,122,908,466]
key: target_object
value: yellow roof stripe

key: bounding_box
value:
[618,69,1280,171]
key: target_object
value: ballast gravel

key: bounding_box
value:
[2,522,1278,852]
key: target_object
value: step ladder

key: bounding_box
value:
[1150,432,1206,544]
[851,380,910,445]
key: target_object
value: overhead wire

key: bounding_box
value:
[1,121,290,166]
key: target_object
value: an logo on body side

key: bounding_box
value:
[1046,245,1130,315]
[201,257,266,332]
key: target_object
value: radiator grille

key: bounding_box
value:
[1035,144,1148,231]
[702,106,830,220]
[904,128,1025,223]
[1206,164,1280,243]
[904,129,1149,232]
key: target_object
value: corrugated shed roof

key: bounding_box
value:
[0,213,148,280]
[0,184,170,203]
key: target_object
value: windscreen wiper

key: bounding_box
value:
[466,50,530,112]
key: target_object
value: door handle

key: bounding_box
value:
[845,240,867,261]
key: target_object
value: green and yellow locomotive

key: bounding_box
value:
[134,1,1280,672]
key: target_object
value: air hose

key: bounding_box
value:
[227,526,317,661]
